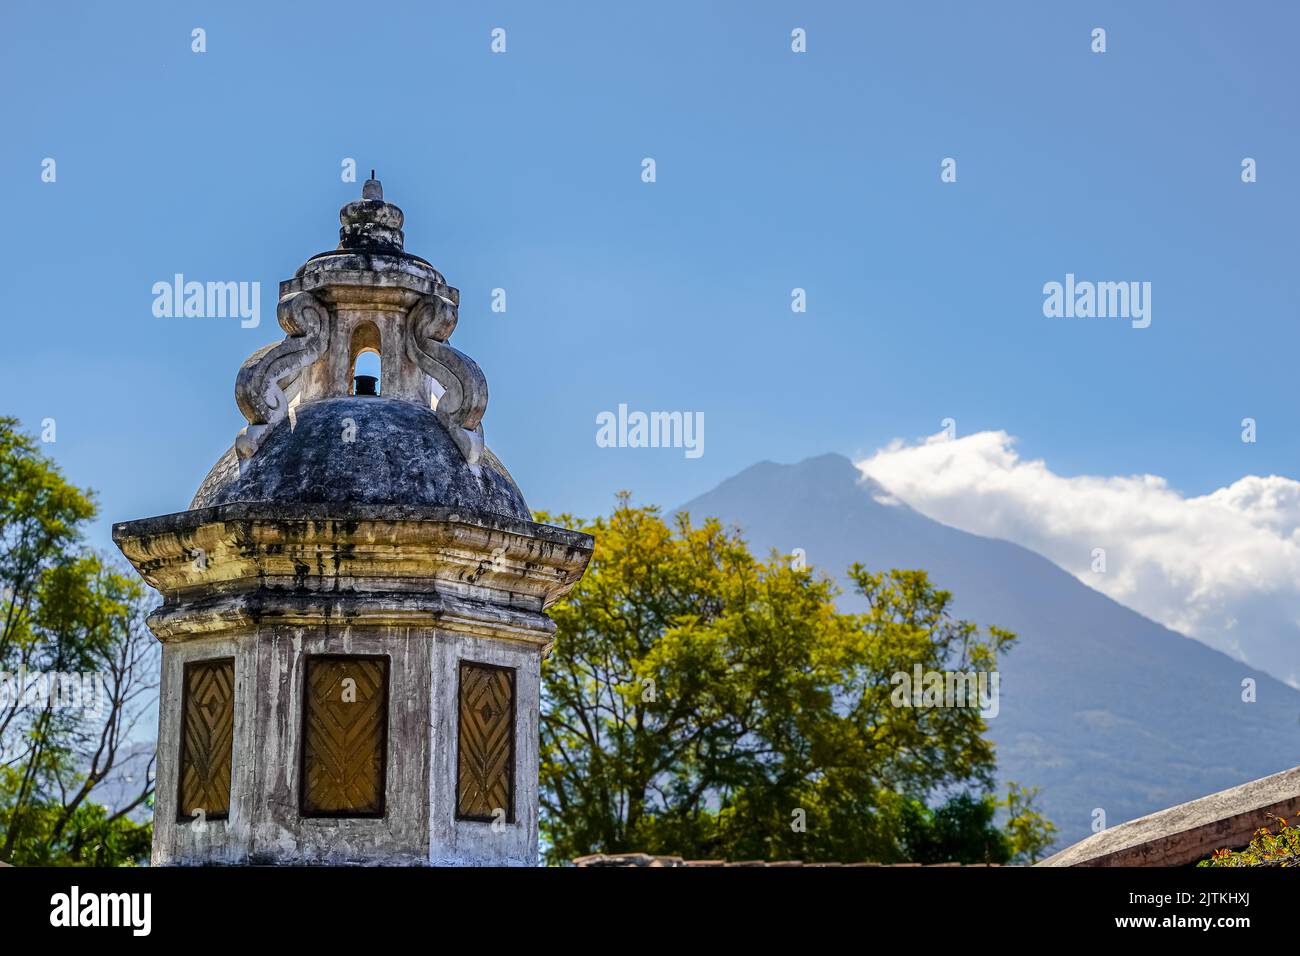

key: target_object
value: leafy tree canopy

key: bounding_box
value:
[0,417,156,866]
[537,495,1055,865]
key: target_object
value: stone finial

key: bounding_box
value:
[339,174,404,252]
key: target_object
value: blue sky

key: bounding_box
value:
[2,0,1297,552]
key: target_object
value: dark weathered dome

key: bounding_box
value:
[191,397,530,519]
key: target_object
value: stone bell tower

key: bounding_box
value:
[114,177,592,866]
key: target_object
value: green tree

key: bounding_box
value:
[0,417,157,865]
[1000,781,1058,864]
[536,495,1053,864]
[898,791,1010,864]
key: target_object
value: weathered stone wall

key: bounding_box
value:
[153,632,243,865]
[153,623,544,866]
[429,632,541,866]
[155,626,434,866]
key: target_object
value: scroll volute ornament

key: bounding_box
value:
[234,291,331,464]
[406,292,488,465]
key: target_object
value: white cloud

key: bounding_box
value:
[857,431,1300,687]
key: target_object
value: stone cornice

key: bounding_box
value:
[113,503,593,645]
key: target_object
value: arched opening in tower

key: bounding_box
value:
[350,321,382,396]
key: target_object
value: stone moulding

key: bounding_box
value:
[112,502,594,649]
[282,255,450,300]
[143,591,559,646]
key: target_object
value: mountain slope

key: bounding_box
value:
[678,453,1300,848]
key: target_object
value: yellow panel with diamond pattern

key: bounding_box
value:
[300,656,389,816]
[457,662,515,821]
